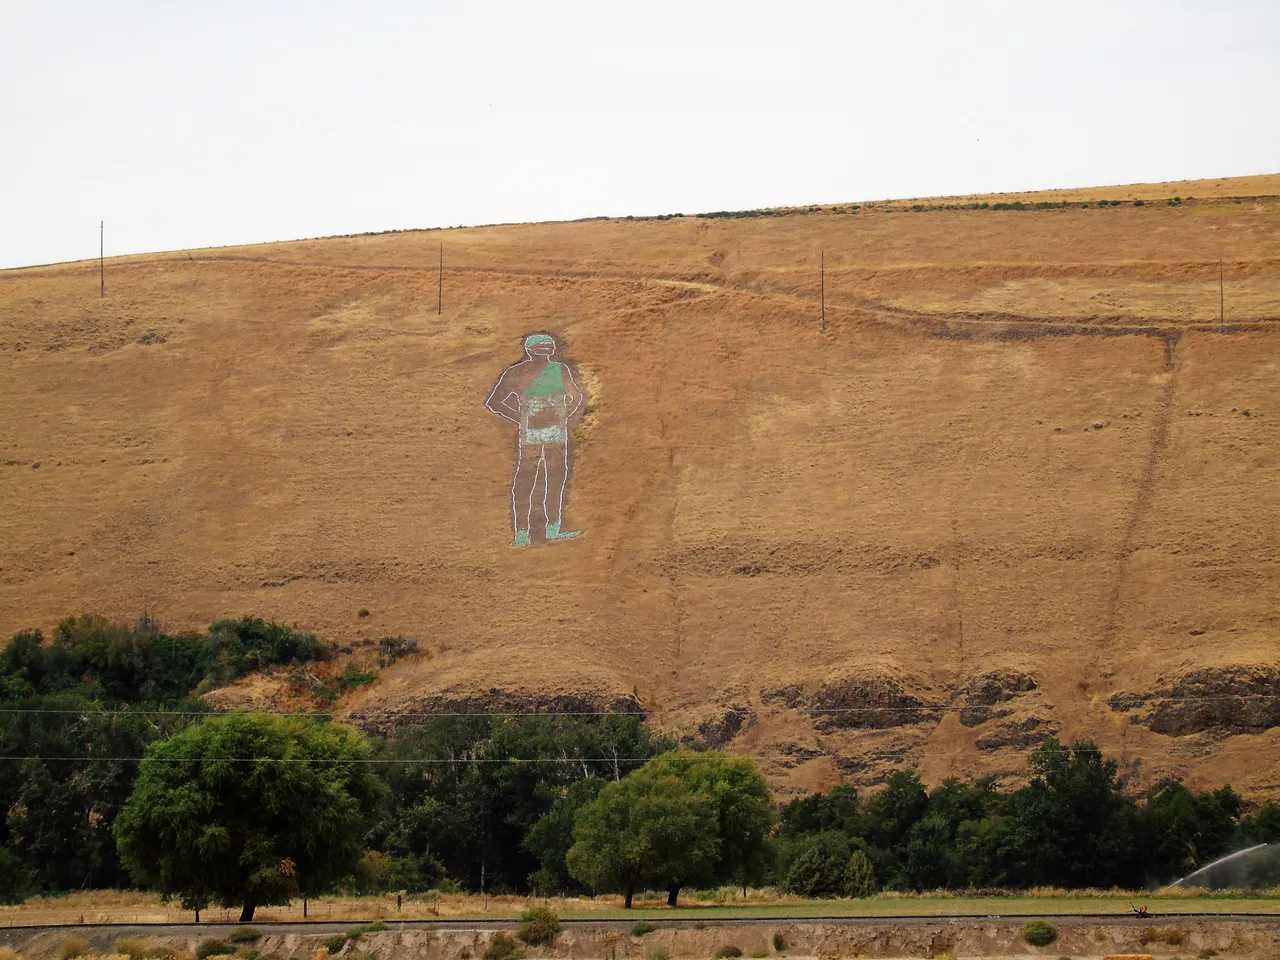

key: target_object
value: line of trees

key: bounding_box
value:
[775,747,1280,895]
[0,615,332,893]
[3,616,1280,912]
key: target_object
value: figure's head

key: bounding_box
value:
[524,333,556,358]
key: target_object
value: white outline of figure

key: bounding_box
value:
[485,333,584,546]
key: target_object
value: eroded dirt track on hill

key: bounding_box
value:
[2,180,1279,796]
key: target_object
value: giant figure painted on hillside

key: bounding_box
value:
[486,334,585,547]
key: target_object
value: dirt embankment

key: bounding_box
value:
[8,918,1280,960]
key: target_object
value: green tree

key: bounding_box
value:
[846,849,877,898]
[566,761,717,908]
[1240,800,1280,844]
[524,777,604,894]
[862,769,929,888]
[952,812,1016,887]
[645,751,775,905]
[1007,738,1138,888]
[779,784,860,837]
[114,713,383,921]
[901,777,1001,890]
[0,616,331,709]
[902,814,953,890]
[781,831,855,898]
[0,694,193,892]
[373,712,671,893]
[1137,780,1244,881]
[0,845,28,905]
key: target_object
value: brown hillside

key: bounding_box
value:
[2,176,1279,797]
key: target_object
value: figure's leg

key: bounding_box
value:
[509,443,542,546]
[543,442,580,540]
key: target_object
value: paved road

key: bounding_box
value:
[4,913,1280,935]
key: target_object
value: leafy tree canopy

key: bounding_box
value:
[1,615,330,708]
[0,845,28,905]
[114,713,383,920]
[645,751,776,903]
[374,712,672,894]
[567,760,718,908]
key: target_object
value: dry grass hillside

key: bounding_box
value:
[2,174,1278,797]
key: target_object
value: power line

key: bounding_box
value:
[0,755,661,764]
[820,249,825,331]
[0,692,1274,720]
[0,747,1123,765]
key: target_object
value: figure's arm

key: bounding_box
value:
[562,365,585,419]
[485,369,522,423]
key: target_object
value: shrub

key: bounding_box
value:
[715,949,743,959]
[0,846,28,905]
[358,608,370,617]
[783,832,866,898]
[378,635,417,665]
[1134,199,1145,206]
[631,921,657,937]
[60,939,91,960]
[196,941,235,960]
[516,905,561,946]
[484,933,524,960]
[228,928,262,944]
[1021,921,1057,947]
[772,933,786,952]
[317,667,377,701]
[322,934,349,953]
[113,938,174,959]
[846,850,876,898]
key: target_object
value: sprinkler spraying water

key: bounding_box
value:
[1168,843,1280,891]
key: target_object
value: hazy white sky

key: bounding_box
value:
[2,0,1277,269]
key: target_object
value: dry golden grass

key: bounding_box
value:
[887,172,1280,205]
[2,174,1279,798]
[2,887,1277,928]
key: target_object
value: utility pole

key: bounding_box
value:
[438,243,443,315]
[820,249,826,331]
[99,221,105,298]
[1219,259,1224,333]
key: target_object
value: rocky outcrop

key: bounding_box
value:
[347,690,643,734]
[975,715,1057,750]
[1110,666,1280,736]
[697,705,757,747]
[956,671,1038,727]
[760,674,945,737]
[761,683,806,710]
